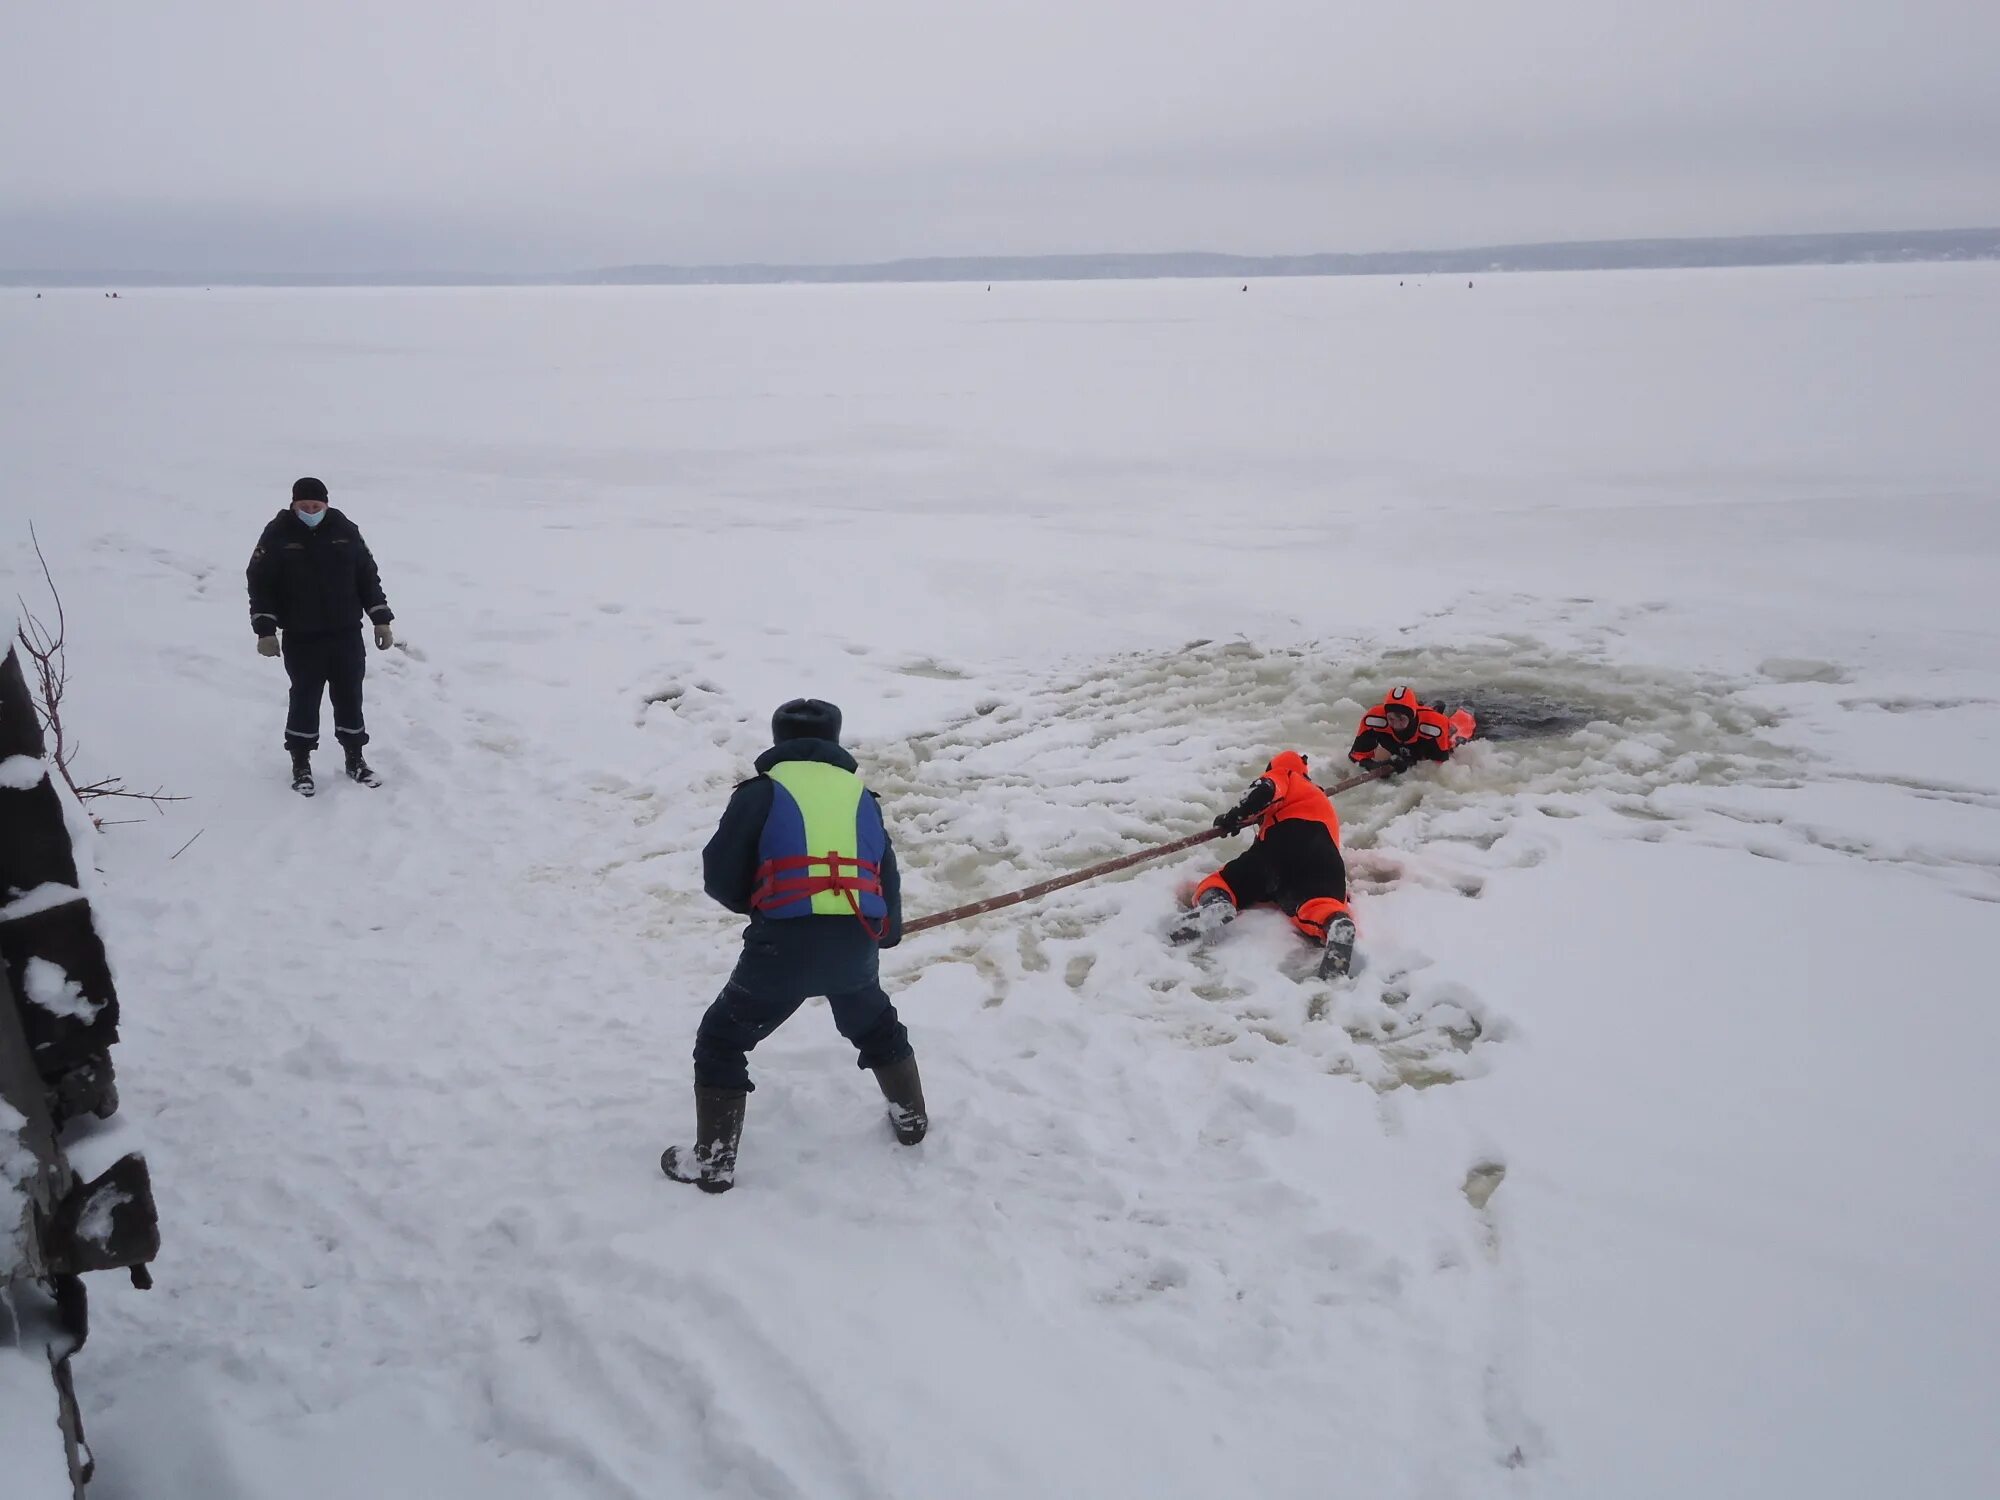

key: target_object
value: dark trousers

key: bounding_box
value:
[1217,823,1348,910]
[693,918,912,1092]
[282,628,367,753]
[1206,820,1351,938]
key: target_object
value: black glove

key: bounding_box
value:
[1212,808,1248,835]
[1385,747,1417,776]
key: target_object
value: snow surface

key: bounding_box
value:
[2,265,1999,1498]
[2,1098,35,1278]
[1,1321,75,1500]
[22,958,101,1024]
[0,884,86,923]
[75,1189,131,1252]
[0,753,49,790]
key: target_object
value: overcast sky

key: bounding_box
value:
[4,0,1997,272]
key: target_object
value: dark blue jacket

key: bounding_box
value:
[247,508,393,638]
[702,739,903,947]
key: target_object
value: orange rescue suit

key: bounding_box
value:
[1195,751,1350,940]
[1349,687,1475,767]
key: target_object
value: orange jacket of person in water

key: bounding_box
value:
[1349,687,1476,775]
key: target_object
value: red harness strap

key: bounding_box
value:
[751,851,889,941]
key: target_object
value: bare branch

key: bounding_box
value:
[14,526,187,826]
[29,521,65,651]
[72,779,190,808]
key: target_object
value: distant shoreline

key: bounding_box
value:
[6,227,1997,288]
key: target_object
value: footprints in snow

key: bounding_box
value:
[1600,780,2000,900]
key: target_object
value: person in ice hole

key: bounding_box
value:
[1348,686,1476,776]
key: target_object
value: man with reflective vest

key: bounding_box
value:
[661,698,925,1194]
[1348,686,1477,776]
[1171,750,1359,980]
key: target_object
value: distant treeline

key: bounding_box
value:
[9,228,2000,288]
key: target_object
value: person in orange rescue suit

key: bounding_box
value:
[1348,686,1477,776]
[1173,751,1358,980]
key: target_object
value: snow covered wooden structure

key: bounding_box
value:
[2,638,160,1496]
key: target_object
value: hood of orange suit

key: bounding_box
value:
[1265,750,1311,780]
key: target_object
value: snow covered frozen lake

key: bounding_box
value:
[4,263,1998,1498]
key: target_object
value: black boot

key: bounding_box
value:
[1317,914,1358,981]
[873,1054,927,1145]
[344,746,381,787]
[289,747,315,797]
[661,1086,746,1192]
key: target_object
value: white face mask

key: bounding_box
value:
[295,505,327,528]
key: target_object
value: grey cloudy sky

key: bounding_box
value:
[4,0,1997,271]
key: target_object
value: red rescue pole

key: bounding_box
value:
[903,765,1388,937]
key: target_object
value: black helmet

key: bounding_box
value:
[771,698,842,744]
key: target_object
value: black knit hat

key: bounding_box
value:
[291,476,329,504]
[771,698,842,744]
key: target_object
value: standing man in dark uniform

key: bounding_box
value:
[662,698,926,1194]
[246,477,397,795]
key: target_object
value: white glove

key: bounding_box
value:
[374,622,394,650]
[257,635,281,658]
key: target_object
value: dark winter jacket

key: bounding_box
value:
[246,508,393,638]
[702,738,904,947]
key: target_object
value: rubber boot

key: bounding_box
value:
[290,747,315,797]
[1169,888,1235,946]
[873,1054,927,1145]
[1317,914,1358,981]
[661,1086,747,1192]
